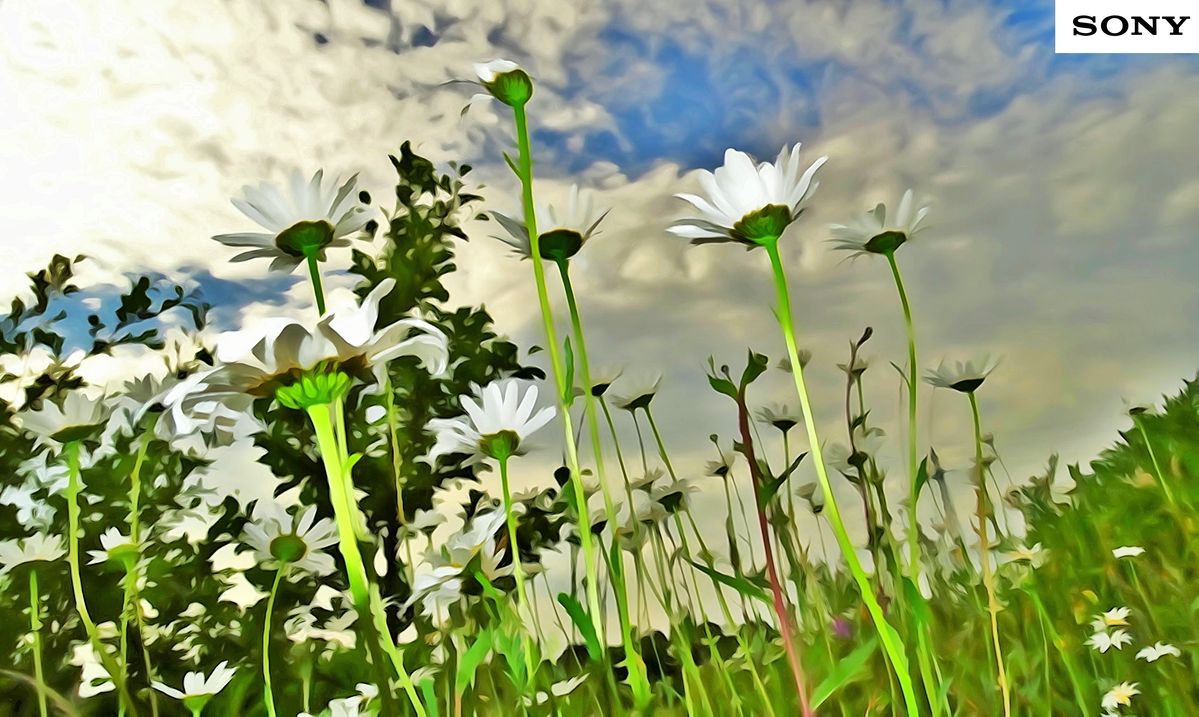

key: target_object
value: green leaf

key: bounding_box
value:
[760,451,808,507]
[455,629,494,696]
[739,349,769,388]
[688,560,771,605]
[812,638,879,708]
[913,457,931,499]
[557,593,602,661]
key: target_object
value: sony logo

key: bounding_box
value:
[1073,15,1191,36]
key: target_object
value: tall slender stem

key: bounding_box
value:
[262,567,286,717]
[554,260,650,701]
[885,252,922,575]
[305,404,419,717]
[969,391,1011,717]
[510,100,605,646]
[29,569,48,717]
[760,239,918,714]
[304,253,327,316]
[65,441,140,716]
[1135,419,1177,506]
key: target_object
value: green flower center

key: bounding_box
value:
[485,69,534,107]
[537,229,584,262]
[51,423,101,443]
[480,430,521,460]
[108,542,140,569]
[275,369,352,410]
[864,230,908,255]
[734,204,794,244]
[950,378,985,393]
[270,534,309,564]
[275,220,336,259]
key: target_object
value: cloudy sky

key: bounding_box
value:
[2,0,1197,527]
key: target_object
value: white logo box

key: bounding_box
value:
[1056,0,1199,53]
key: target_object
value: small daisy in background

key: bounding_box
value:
[243,504,339,576]
[1091,606,1131,632]
[1101,681,1140,712]
[924,357,1000,394]
[1136,642,1181,662]
[1113,545,1145,559]
[152,661,237,714]
[1088,628,1133,654]
[492,184,610,262]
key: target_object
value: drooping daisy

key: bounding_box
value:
[173,279,448,415]
[705,448,737,478]
[924,357,1000,394]
[213,170,368,273]
[18,391,107,446]
[473,58,533,107]
[1091,607,1131,632]
[407,510,512,623]
[492,184,610,262]
[1100,682,1139,711]
[1112,545,1145,559]
[830,189,932,258]
[243,504,338,576]
[755,403,801,433]
[86,528,139,569]
[1136,641,1181,662]
[1087,629,1133,653]
[587,366,623,398]
[426,379,555,465]
[650,479,699,514]
[668,145,827,247]
[152,661,237,712]
[611,373,662,411]
[1002,542,1046,567]
[0,533,65,573]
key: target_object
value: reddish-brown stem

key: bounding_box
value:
[736,388,814,716]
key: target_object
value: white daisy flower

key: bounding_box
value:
[213,170,368,273]
[1088,629,1133,653]
[1136,641,1181,662]
[17,390,107,446]
[86,528,139,568]
[1091,607,1131,632]
[70,643,115,697]
[472,58,532,107]
[611,373,662,411]
[173,279,447,415]
[1002,542,1046,568]
[830,189,931,258]
[668,144,827,247]
[755,402,802,433]
[1101,681,1139,711]
[924,357,999,394]
[152,661,237,711]
[426,379,555,465]
[0,533,65,573]
[1112,545,1145,559]
[492,184,609,261]
[704,448,738,478]
[586,365,623,398]
[650,479,700,514]
[243,504,338,575]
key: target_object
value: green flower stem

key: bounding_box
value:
[968,391,1011,717]
[553,259,651,701]
[126,430,160,717]
[759,239,918,715]
[304,252,327,316]
[495,450,537,679]
[381,375,418,583]
[511,100,605,646]
[262,567,286,717]
[29,569,48,717]
[1134,418,1177,507]
[305,404,422,717]
[65,441,140,717]
[885,251,922,575]
[1026,590,1088,713]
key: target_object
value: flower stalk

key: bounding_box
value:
[968,391,1011,717]
[65,441,140,717]
[760,238,919,714]
[29,569,48,717]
